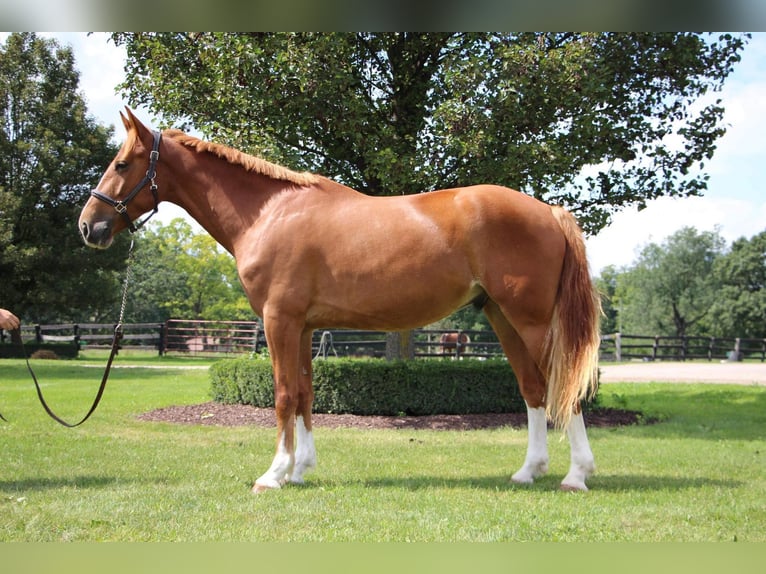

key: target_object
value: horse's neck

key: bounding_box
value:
[166,158,287,255]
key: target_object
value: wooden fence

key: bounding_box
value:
[2,321,764,362]
[0,321,499,359]
[162,322,503,359]
[163,320,262,356]
[600,333,766,362]
[0,322,165,358]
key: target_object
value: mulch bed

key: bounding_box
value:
[137,402,646,430]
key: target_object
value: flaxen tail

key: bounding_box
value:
[544,206,602,430]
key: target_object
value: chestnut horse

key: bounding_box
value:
[439,332,471,357]
[79,109,601,492]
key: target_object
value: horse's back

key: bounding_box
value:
[241,180,567,330]
[317,180,567,299]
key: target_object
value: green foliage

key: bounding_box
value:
[599,226,765,339]
[210,357,526,415]
[0,342,78,359]
[128,218,254,322]
[707,231,766,338]
[111,32,747,234]
[0,33,125,323]
[613,227,726,337]
[427,304,492,332]
[594,265,620,334]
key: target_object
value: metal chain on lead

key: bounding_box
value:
[116,239,135,333]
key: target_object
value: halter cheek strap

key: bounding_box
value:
[90,130,162,233]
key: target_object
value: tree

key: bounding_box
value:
[615,227,726,337]
[594,265,620,334]
[707,231,766,338]
[112,32,747,234]
[0,33,124,323]
[111,32,747,356]
[128,219,254,322]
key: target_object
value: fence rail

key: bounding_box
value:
[2,321,764,362]
[600,333,766,362]
[164,320,262,356]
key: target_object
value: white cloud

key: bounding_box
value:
[587,33,766,274]
[70,34,128,123]
[43,33,157,137]
[710,82,766,169]
[586,195,766,273]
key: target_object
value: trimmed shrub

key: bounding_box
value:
[0,343,78,359]
[210,357,527,415]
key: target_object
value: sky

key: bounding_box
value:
[4,32,765,275]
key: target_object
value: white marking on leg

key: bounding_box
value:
[289,415,316,484]
[255,431,294,490]
[560,412,595,492]
[512,404,549,484]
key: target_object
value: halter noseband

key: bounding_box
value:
[90,130,162,233]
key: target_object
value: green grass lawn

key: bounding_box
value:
[1,355,764,541]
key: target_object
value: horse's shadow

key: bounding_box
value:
[0,474,146,493]
[347,473,741,492]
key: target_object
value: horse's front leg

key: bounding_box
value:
[289,328,316,484]
[252,317,303,493]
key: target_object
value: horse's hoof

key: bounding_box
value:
[510,475,534,485]
[251,481,280,494]
[559,482,588,492]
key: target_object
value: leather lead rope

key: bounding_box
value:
[1,239,135,426]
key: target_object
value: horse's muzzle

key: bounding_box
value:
[79,217,114,249]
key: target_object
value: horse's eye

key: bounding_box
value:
[115,160,129,172]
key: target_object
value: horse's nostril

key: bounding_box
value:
[80,221,90,240]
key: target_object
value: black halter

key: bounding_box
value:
[90,130,162,233]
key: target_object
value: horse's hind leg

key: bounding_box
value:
[484,299,595,491]
[483,300,550,484]
[560,411,594,491]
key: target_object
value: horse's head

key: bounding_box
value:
[78,107,163,249]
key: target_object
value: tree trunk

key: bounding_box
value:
[385,330,415,360]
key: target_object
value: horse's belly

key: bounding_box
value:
[305,271,483,331]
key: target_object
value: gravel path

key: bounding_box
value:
[599,361,766,385]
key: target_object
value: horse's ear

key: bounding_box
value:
[119,110,131,132]
[123,106,151,138]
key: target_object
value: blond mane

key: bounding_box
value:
[164,129,320,187]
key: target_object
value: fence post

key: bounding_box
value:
[158,323,166,356]
[615,333,622,362]
[652,336,659,361]
[252,324,260,355]
[681,335,687,361]
[35,324,42,344]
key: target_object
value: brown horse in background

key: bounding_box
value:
[79,109,601,492]
[439,332,471,357]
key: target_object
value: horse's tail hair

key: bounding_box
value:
[544,206,602,430]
